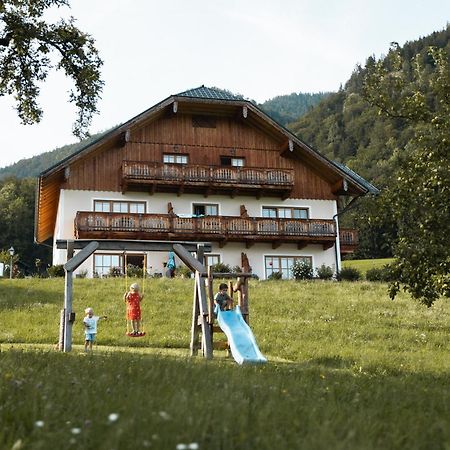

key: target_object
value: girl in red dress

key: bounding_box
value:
[123,282,144,335]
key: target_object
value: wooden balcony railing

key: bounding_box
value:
[121,161,295,198]
[339,228,359,253]
[75,212,336,247]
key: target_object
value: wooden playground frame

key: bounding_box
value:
[172,244,252,360]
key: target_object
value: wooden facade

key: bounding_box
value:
[61,114,340,200]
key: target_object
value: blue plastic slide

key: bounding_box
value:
[215,305,267,364]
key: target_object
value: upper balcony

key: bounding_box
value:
[75,212,336,249]
[121,161,295,198]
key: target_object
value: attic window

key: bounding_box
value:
[192,115,216,128]
[220,156,245,167]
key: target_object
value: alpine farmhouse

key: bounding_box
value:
[35,87,378,279]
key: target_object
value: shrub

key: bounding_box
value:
[126,264,143,278]
[47,264,65,277]
[231,265,243,274]
[76,269,88,279]
[366,265,395,282]
[337,267,361,281]
[108,266,122,278]
[316,264,334,280]
[291,261,313,280]
[177,265,192,278]
[267,271,282,280]
[211,262,232,273]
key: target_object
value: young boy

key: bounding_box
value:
[214,283,233,312]
[83,307,107,352]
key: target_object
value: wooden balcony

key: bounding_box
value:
[121,161,294,198]
[75,212,337,249]
[339,228,359,254]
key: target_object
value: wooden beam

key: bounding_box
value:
[322,241,335,250]
[297,242,308,250]
[272,242,281,250]
[173,243,207,273]
[331,178,348,194]
[57,240,210,252]
[245,241,254,249]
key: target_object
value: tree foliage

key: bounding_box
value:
[290,25,450,260]
[0,176,51,271]
[259,92,331,126]
[362,44,450,306]
[0,0,103,138]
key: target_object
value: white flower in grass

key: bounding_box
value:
[71,427,81,434]
[11,439,23,450]
[108,413,119,423]
[159,411,171,421]
[188,444,199,450]
[176,445,188,450]
[34,420,44,428]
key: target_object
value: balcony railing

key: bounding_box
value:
[121,161,294,197]
[339,228,359,253]
[75,212,336,247]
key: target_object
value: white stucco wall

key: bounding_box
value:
[53,189,340,279]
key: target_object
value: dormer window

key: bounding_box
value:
[220,156,245,167]
[163,154,188,164]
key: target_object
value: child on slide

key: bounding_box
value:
[214,283,233,313]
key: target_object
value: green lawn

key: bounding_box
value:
[0,277,449,449]
[342,258,395,274]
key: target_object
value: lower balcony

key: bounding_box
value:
[75,212,337,249]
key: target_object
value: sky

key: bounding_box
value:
[1,0,449,168]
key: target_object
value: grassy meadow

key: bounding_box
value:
[342,258,395,274]
[0,276,449,449]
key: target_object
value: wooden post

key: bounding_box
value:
[190,278,200,356]
[196,271,212,359]
[63,269,74,352]
[58,309,65,351]
[206,265,214,324]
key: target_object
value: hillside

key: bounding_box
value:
[289,25,450,190]
[258,91,330,126]
[0,93,328,179]
[0,128,114,179]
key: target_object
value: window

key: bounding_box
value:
[265,256,312,280]
[94,254,123,277]
[163,154,188,164]
[220,156,245,167]
[262,206,309,219]
[94,200,146,214]
[193,203,219,216]
[205,254,221,267]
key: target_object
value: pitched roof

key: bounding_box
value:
[333,161,379,195]
[176,85,243,101]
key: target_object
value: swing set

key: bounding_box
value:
[124,252,146,338]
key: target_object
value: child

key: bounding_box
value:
[83,307,107,352]
[124,282,144,335]
[214,283,233,312]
